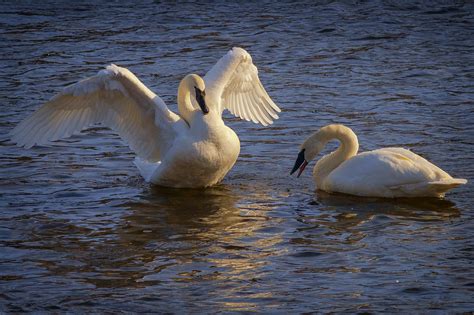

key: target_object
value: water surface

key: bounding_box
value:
[1,1,473,312]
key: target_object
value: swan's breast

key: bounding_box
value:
[153,125,240,188]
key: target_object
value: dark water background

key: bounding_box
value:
[1,0,473,312]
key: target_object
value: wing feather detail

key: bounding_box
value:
[204,47,281,126]
[10,64,182,162]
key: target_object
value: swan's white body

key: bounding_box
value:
[10,47,280,188]
[294,124,466,198]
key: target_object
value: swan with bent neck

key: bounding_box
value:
[10,47,281,188]
[291,124,467,198]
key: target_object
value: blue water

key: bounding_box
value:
[1,1,473,312]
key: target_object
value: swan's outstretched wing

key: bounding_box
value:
[10,64,183,162]
[204,47,280,126]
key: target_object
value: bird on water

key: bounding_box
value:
[10,47,280,188]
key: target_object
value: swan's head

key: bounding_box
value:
[188,74,209,115]
[290,134,325,177]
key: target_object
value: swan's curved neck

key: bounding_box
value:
[311,125,359,186]
[177,76,197,125]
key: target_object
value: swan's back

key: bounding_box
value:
[323,148,466,198]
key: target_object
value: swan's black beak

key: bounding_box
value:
[195,87,209,115]
[291,149,308,178]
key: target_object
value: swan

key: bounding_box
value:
[10,47,281,188]
[291,124,467,198]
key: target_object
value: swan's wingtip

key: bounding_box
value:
[11,139,32,149]
[231,46,247,53]
[134,157,161,183]
[8,130,25,148]
[104,64,124,76]
[230,47,250,59]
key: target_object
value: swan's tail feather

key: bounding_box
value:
[426,178,467,195]
[389,178,467,197]
[134,157,161,182]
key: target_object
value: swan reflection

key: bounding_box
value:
[292,191,461,252]
[314,191,461,222]
[112,183,281,310]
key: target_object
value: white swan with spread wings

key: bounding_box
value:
[10,47,280,188]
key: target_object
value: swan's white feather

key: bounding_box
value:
[204,47,280,126]
[302,125,467,198]
[134,157,161,182]
[10,64,181,162]
[10,48,279,188]
[324,148,460,197]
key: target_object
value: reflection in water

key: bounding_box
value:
[294,191,460,236]
[5,184,282,312]
[91,184,281,311]
[291,190,461,259]
[120,184,283,312]
[315,190,461,222]
[287,191,467,313]
[123,185,242,241]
